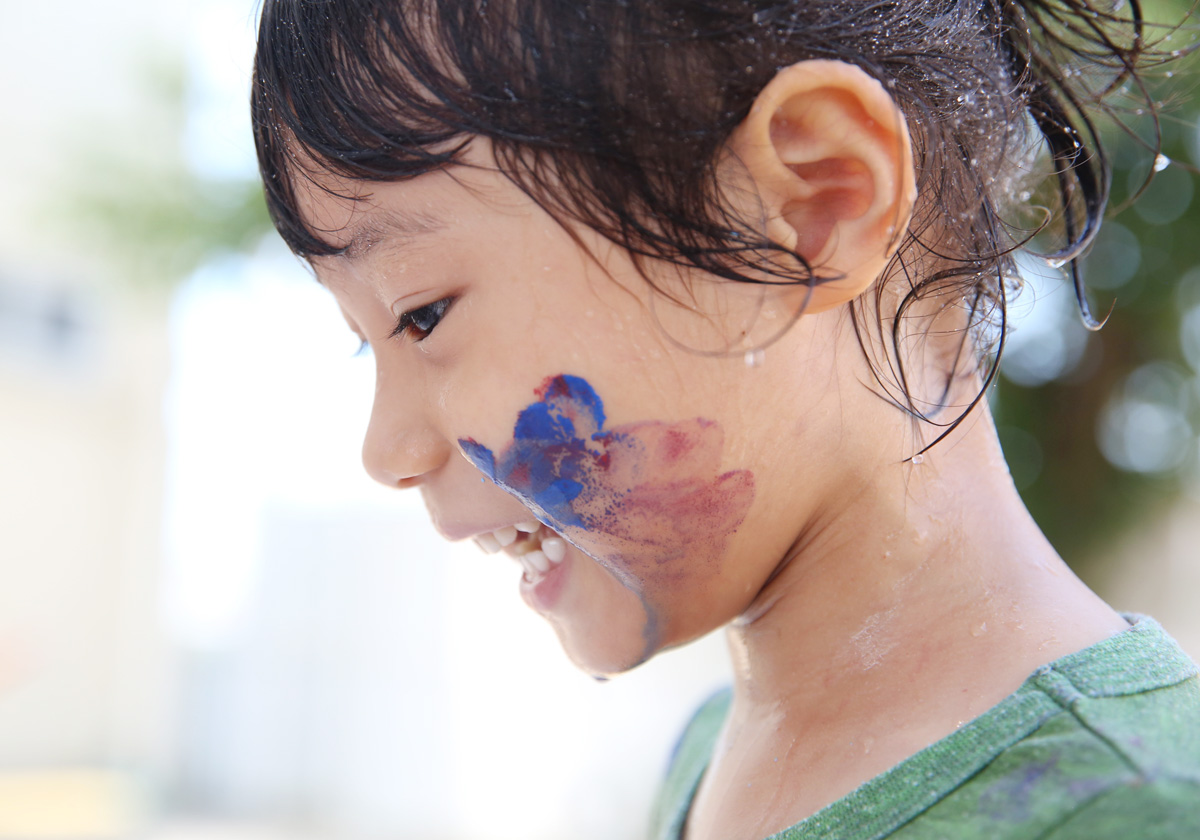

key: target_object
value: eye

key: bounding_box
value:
[391,297,455,342]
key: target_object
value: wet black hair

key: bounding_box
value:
[251,0,1188,444]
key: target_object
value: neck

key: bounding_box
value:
[691,408,1126,840]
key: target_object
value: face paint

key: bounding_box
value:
[460,374,755,652]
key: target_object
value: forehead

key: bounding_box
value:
[291,168,446,259]
[287,142,549,280]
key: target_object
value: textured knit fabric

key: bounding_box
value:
[652,616,1200,840]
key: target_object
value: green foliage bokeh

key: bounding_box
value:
[995,22,1200,568]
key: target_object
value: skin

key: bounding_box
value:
[295,60,1129,840]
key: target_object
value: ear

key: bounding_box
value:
[726,60,917,313]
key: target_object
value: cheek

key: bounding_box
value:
[459,374,755,638]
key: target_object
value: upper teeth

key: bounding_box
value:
[473,522,568,580]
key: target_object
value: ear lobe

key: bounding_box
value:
[727,60,916,313]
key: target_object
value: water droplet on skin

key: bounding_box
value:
[971,621,988,637]
[863,736,875,754]
[1154,153,1171,172]
[744,348,765,368]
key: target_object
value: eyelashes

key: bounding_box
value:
[391,297,455,342]
[346,296,455,352]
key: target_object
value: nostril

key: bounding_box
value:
[361,427,451,488]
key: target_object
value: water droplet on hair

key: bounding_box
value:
[1154,153,1171,172]
[911,453,925,465]
[744,348,765,368]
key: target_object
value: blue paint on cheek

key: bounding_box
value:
[460,438,497,480]
[460,373,757,663]
[513,403,574,443]
[458,374,609,530]
[459,373,756,556]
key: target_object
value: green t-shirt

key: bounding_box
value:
[652,616,1200,840]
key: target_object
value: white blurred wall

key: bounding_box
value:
[0,1,208,833]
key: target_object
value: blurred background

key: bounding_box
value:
[0,1,1197,838]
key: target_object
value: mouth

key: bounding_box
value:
[473,520,568,583]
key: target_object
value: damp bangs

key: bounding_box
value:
[250,0,801,283]
[251,0,488,257]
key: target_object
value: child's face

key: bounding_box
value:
[297,145,837,675]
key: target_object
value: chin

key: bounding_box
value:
[550,611,661,679]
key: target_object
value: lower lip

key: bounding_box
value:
[519,552,570,612]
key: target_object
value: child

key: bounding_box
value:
[251,0,1200,837]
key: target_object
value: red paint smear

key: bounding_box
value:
[508,461,531,487]
[535,374,572,400]
[659,426,700,464]
[572,417,754,570]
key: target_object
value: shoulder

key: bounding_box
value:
[650,688,732,840]
[898,619,1200,839]
[1039,777,1200,839]
[979,618,1200,839]
[668,687,733,768]
[1024,616,1200,781]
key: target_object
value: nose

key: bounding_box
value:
[361,378,452,489]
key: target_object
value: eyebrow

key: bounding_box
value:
[319,207,447,265]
